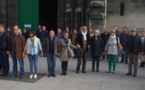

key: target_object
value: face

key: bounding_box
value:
[142,32,145,37]
[49,31,55,38]
[57,29,61,33]
[66,27,69,32]
[42,26,46,30]
[110,32,115,36]
[0,26,4,33]
[82,26,87,32]
[94,32,99,37]
[7,28,10,31]
[104,28,108,32]
[89,28,93,33]
[29,33,34,38]
[131,31,136,36]
[23,29,26,32]
[123,28,127,32]
[73,29,77,33]
[13,26,19,35]
[38,25,41,29]
[113,26,118,31]
[64,33,69,39]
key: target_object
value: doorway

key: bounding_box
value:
[39,0,58,31]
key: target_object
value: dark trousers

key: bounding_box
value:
[61,61,68,72]
[92,55,100,71]
[0,50,9,76]
[128,53,138,75]
[121,50,129,63]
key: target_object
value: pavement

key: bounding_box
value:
[0,57,145,90]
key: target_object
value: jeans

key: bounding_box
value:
[0,50,9,75]
[121,50,129,63]
[12,52,24,76]
[92,55,100,71]
[28,54,38,75]
[47,54,56,75]
[61,61,68,72]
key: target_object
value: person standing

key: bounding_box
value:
[126,29,142,77]
[105,30,122,74]
[90,30,105,72]
[120,27,130,64]
[36,25,42,39]
[22,28,29,40]
[40,26,48,44]
[56,28,62,39]
[43,30,59,77]
[59,32,80,75]
[139,30,145,68]
[0,24,10,77]
[10,25,26,79]
[101,27,110,61]
[23,31,43,79]
[76,26,90,74]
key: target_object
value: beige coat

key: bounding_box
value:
[59,38,76,61]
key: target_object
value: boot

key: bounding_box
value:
[142,62,145,68]
[139,62,144,67]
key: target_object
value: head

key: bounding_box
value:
[65,27,69,32]
[89,28,93,33]
[57,28,62,34]
[110,29,116,36]
[42,26,46,31]
[63,32,69,39]
[23,28,27,33]
[0,24,5,33]
[94,30,100,37]
[123,27,127,32]
[7,27,11,31]
[73,29,77,34]
[113,26,118,31]
[141,30,145,37]
[131,29,137,37]
[49,30,55,38]
[82,26,87,33]
[80,26,83,31]
[13,25,19,35]
[104,27,108,33]
[29,31,36,38]
[38,25,41,30]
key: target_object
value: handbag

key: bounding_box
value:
[76,48,82,58]
[68,48,74,58]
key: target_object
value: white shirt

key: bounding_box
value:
[81,31,87,40]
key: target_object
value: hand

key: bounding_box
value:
[77,44,80,48]
[40,53,43,57]
[140,52,144,55]
[122,51,125,54]
[22,53,25,58]
[88,45,90,48]
[6,51,10,55]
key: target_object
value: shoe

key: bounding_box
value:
[52,74,56,77]
[19,75,23,79]
[119,61,123,63]
[107,71,111,73]
[126,73,132,76]
[29,74,33,79]
[61,72,65,75]
[82,71,86,74]
[48,74,51,77]
[92,70,94,72]
[133,74,137,77]
[96,70,99,72]
[76,70,79,74]
[64,72,67,75]
[34,74,37,79]
[112,71,115,74]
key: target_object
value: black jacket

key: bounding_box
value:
[0,32,10,51]
[126,34,142,55]
[90,36,105,56]
[76,32,90,52]
[101,32,110,45]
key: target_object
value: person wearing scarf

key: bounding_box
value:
[23,31,43,79]
[120,27,130,64]
[105,30,122,74]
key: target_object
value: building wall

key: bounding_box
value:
[107,0,145,31]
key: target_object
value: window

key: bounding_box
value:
[120,3,124,16]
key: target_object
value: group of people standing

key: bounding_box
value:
[0,24,144,80]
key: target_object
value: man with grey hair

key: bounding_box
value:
[0,24,10,77]
[126,28,142,77]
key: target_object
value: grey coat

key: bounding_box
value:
[59,38,76,61]
[105,36,122,55]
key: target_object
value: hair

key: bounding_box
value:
[49,30,55,34]
[0,24,5,28]
[63,32,69,36]
[141,30,145,33]
[123,27,127,29]
[29,30,36,36]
